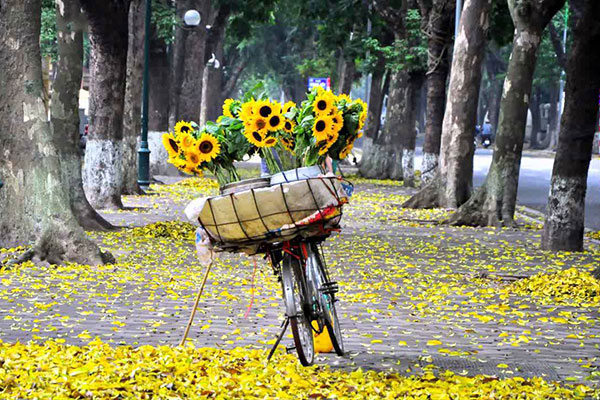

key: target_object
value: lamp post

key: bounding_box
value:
[137,0,152,188]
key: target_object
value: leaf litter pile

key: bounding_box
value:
[1,175,599,399]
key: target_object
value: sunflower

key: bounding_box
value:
[162,133,180,158]
[331,111,343,133]
[313,91,335,115]
[267,111,284,131]
[239,100,255,122]
[174,121,194,136]
[244,130,266,147]
[168,157,187,170]
[339,142,354,159]
[251,117,269,133]
[326,130,339,147]
[317,139,330,156]
[336,93,352,103]
[261,136,278,148]
[179,132,196,151]
[187,151,202,167]
[280,136,295,153]
[283,119,295,133]
[222,98,235,118]
[312,115,333,141]
[357,130,364,138]
[282,101,296,114]
[196,133,220,162]
[254,99,274,118]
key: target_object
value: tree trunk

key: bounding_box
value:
[405,0,492,209]
[199,5,230,126]
[169,0,210,127]
[122,0,144,195]
[51,0,114,231]
[81,0,130,209]
[484,44,506,135]
[419,0,455,184]
[547,81,560,150]
[402,72,425,187]
[542,0,600,252]
[449,0,564,227]
[360,61,387,163]
[337,51,356,95]
[149,23,171,131]
[360,70,408,180]
[529,86,541,149]
[0,0,109,265]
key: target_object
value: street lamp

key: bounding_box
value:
[137,0,152,188]
[183,9,201,27]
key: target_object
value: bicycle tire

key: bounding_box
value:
[281,252,314,366]
[306,244,344,356]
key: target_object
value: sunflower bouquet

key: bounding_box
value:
[292,87,366,167]
[162,120,251,186]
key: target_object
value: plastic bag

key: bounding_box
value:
[195,227,215,266]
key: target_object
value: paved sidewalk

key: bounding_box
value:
[0,175,598,387]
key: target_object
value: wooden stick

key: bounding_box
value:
[180,261,213,346]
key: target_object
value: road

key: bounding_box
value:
[414,149,600,230]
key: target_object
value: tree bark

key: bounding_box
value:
[405,0,492,209]
[484,45,506,136]
[449,0,564,227]
[360,70,408,180]
[360,61,387,163]
[169,0,210,127]
[547,81,560,149]
[122,0,144,195]
[337,50,356,95]
[542,0,600,252]
[149,21,171,131]
[81,0,130,209]
[51,0,114,231]
[199,5,230,126]
[419,0,455,184]
[529,85,541,149]
[0,0,109,265]
[401,72,425,187]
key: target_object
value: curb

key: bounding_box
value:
[517,205,600,245]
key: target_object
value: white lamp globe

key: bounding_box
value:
[183,10,201,27]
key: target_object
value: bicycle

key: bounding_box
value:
[265,237,344,366]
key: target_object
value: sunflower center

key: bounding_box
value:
[256,119,266,130]
[169,139,179,153]
[315,120,326,132]
[269,115,280,127]
[285,121,292,130]
[252,131,262,142]
[316,100,327,111]
[265,137,276,145]
[189,154,199,164]
[259,106,272,118]
[199,141,213,154]
[180,126,191,133]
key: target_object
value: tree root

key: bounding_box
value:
[402,176,440,209]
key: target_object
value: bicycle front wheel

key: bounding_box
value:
[281,252,314,366]
[306,243,344,356]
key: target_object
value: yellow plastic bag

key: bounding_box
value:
[312,321,333,353]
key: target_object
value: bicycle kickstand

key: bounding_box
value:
[267,317,290,363]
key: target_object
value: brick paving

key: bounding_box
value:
[0,174,599,387]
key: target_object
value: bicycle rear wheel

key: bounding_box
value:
[306,243,344,356]
[281,252,314,366]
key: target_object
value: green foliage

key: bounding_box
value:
[151,0,177,45]
[361,9,426,73]
[40,0,57,60]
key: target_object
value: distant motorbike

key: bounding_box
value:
[481,135,492,148]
